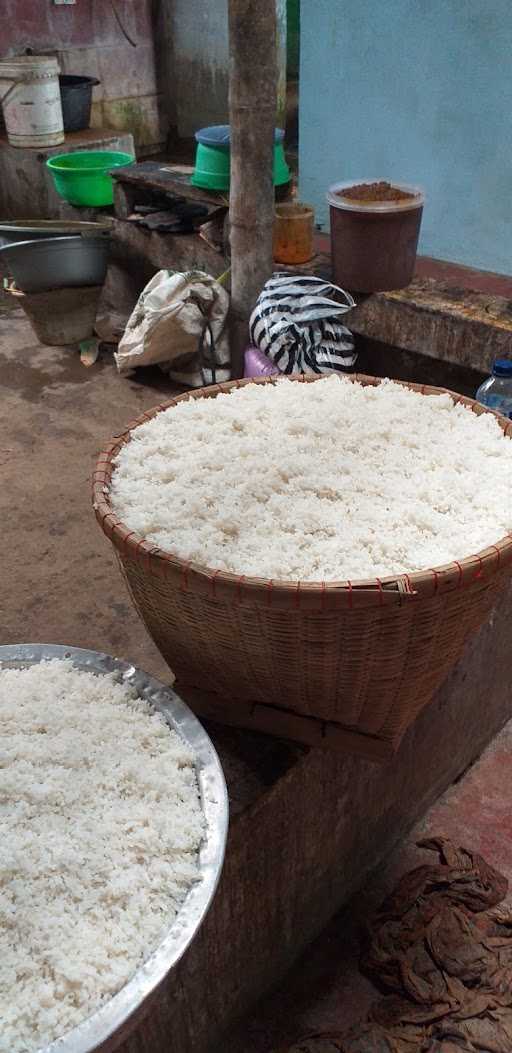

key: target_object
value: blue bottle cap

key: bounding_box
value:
[492,359,512,377]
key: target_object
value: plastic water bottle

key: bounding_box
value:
[475,359,512,420]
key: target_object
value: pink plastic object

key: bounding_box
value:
[244,345,281,378]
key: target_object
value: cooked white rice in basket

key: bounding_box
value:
[0,659,204,1053]
[109,376,512,582]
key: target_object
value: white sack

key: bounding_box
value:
[115,269,230,387]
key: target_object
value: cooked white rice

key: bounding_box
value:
[109,376,512,582]
[0,659,204,1053]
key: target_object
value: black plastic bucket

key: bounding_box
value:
[59,75,100,133]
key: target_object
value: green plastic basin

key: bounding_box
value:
[274,143,292,188]
[191,142,230,191]
[191,141,290,191]
[46,150,135,207]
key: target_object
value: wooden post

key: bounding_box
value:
[228,0,278,378]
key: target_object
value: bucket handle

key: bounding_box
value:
[270,274,357,312]
[61,77,100,88]
[0,79,18,107]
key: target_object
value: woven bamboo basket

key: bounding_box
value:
[93,375,512,761]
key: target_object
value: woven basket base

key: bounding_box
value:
[177,682,396,762]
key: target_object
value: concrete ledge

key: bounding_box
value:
[348,278,512,375]
[117,583,512,1053]
[0,128,134,220]
[306,241,512,376]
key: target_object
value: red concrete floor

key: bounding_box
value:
[314,233,512,299]
[227,718,512,1052]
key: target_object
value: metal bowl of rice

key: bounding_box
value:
[0,643,229,1053]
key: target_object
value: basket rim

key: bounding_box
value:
[92,373,512,606]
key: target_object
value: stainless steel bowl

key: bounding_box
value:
[0,235,110,293]
[0,643,229,1053]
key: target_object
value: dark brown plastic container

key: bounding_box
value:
[327,180,425,293]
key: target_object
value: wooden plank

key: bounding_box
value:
[228,0,278,377]
[113,181,134,220]
[112,161,227,208]
[179,684,395,762]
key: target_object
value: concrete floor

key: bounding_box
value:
[0,298,300,820]
[2,299,511,1053]
[0,297,173,676]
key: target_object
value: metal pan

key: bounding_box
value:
[0,235,110,293]
[0,643,229,1053]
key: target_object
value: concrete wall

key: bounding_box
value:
[299,0,512,273]
[1,1,289,153]
[0,130,135,221]
[287,0,299,80]
[162,0,288,138]
[165,0,230,136]
[0,0,165,152]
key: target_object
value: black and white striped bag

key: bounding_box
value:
[249,274,357,374]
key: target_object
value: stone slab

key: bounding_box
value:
[298,247,512,377]
[346,278,512,375]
